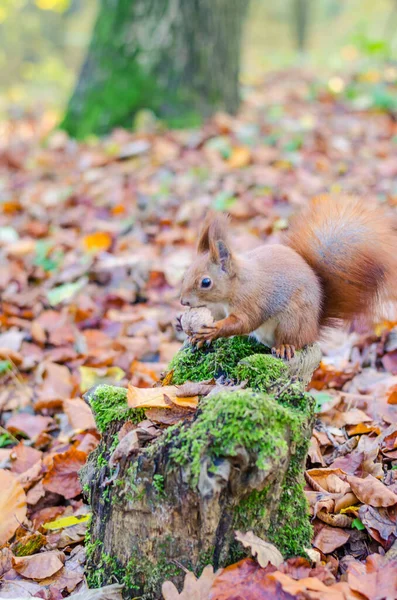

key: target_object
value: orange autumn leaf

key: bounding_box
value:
[82,231,112,253]
[0,470,27,545]
[346,423,381,436]
[387,389,397,405]
[42,447,87,499]
[127,384,198,410]
[13,550,65,580]
[227,146,251,169]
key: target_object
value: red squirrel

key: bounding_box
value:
[180,195,397,359]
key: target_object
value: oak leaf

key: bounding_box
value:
[162,564,216,600]
[235,530,283,568]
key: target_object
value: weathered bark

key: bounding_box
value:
[82,339,321,599]
[61,0,249,138]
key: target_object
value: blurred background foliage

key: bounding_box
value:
[1,0,397,123]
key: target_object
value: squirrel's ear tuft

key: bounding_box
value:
[197,212,230,254]
[197,220,212,254]
[216,239,232,272]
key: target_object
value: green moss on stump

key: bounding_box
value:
[236,353,288,390]
[169,336,269,384]
[170,389,299,485]
[90,384,145,433]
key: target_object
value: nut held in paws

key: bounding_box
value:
[180,307,214,336]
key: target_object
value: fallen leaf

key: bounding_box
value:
[208,558,283,600]
[0,469,27,545]
[43,514,91,530]
[6,413,54,440]
[63,398,96,431]
[235,530,283,568]
[13,550,65,580]
[227,146,251,169]
[313,525,350,553]
[347,553,397,600]
[10,441,42,474]
[80,365,125,393]
[127,384,198,409]
[305,468,349,494]
[269,571,347,599]
[39,565,84,593]
[83,231,112,253]
[47,277,88,306]
[43,446,87,499]
[162,565,217,600]
[346,474,397,507]
[11,531,46,557]
[359,504,397,544]
[37,362,73,403]
[0,547,13,577]
[69,583,124,600]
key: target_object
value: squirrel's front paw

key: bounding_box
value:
[272,344,295,360]
[190,325,219,348]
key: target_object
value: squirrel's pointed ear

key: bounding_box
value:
[197,212,233,270]
[197,221,211,254]
[215,239,233,273]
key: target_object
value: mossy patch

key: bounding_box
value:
[236,353,288,390]
[169,389,303,486]
[89,384,145,433]
[169,336,269,384]
[86,548,182,599]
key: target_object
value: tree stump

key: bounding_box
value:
[81,337,322,599]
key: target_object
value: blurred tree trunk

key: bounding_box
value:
[292,0,309,53]
[61,0,249,139]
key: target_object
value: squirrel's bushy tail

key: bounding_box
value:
[286,195,397,327]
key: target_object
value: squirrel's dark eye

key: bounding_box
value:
[201,277,212,289]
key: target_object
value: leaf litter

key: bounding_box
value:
[1,66,397,598]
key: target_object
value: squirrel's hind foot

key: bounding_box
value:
[272,344,295,360]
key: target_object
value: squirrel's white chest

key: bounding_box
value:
[251,318,278,348]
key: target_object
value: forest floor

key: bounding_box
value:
[1,67,397,600]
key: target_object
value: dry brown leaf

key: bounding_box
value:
[347,553,397,600]
[235,530,283,568]
[10,441,42,474]
[127,384,198,410]
[176,381,215,397]
[39,565,84,593]
[268,571,345,599]
[0,547,13,577]
[359,504,397,544]
[69,583,124,599]
[162,564,216,600]
[17,458,43,490]
[64,398,96,431]
[37,361,74,402]
[305,468,349,495]
[313,524,350,554]
[0,469,27,545]
[13,550,65,580]
[6,413,54,440]
[346,474,397,508]
[43,446,87,499]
